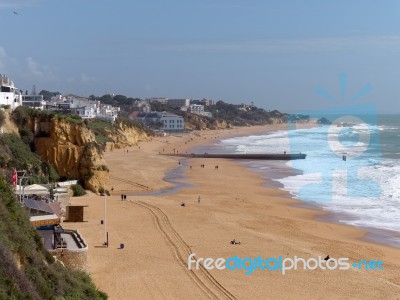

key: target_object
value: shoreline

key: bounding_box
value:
[186,126,400,249]
[210,126,400,250]
[189,123,400,250]
[68,124,400,299]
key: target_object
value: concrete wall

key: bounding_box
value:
[50,229,88,272]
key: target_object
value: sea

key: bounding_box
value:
[197,115,400,247]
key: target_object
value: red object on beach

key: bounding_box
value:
[11,169,17,186]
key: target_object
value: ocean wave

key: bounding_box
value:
[220,123,400,233]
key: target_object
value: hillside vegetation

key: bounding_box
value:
[0,176,107,299]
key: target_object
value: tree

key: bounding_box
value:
[38,90,61,101]
[113,94,128,105]
[99,94,114,105]
[150,101,169,112]
[11,106,30,128]
[72,184,86,196]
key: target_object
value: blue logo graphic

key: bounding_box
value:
[351,259,384,270]
[188,253,384,275]
[287,74,381,203]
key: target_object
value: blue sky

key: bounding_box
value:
[1,0,400,112]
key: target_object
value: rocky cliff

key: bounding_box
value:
[184,113,231,131]
[102,121,151,151]
[33,118,109,192]
[1,108,19,135]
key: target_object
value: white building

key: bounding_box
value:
[134,111,184,132]
[201,99,214,106]
[188,104,204,114]
[159,111,184,132]
[22,95,46,110]
[76,106,96,118]
[96,104,120,122]
[0,74,22,109]
[46,94,120,121]
[67,95,100,111]
[183,104,212,117]
[50,94,64,102]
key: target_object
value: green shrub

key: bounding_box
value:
[98,187,105,195]
[64,114,83,124]
[82,171,94,181]
[11,106,30,128]
[0,133,42,171]
[28,174,47,184]
[97,165,109,172]
[71,184,86,196]
[19,126,34,146]
[41,162,60,182]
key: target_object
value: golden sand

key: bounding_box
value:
[68,125,400,300]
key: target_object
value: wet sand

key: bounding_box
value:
[68,124,400,300]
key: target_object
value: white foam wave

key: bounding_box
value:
[219,125,400,233]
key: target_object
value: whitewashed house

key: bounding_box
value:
[134,111,184,133]
[0,74,22,109]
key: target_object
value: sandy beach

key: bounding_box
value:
[68,125,400,300]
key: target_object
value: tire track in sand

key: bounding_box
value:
[110,175,151,191]
[131,200,237,300]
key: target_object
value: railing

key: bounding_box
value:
[62,229,88,249]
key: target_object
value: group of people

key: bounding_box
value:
[120,194,127,201]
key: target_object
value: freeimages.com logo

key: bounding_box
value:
[188,253,383,275]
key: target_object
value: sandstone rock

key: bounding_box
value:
[34,119,109,192]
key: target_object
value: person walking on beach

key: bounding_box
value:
[198,196,201,204]
[121,194,123,201]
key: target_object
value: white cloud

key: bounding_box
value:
[0,46,18,73]
[26,56,56,81]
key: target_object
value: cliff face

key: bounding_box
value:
[1,109,19,135]
[33,119,109,192]
[184,114,231,131]
[103,121,151,151]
